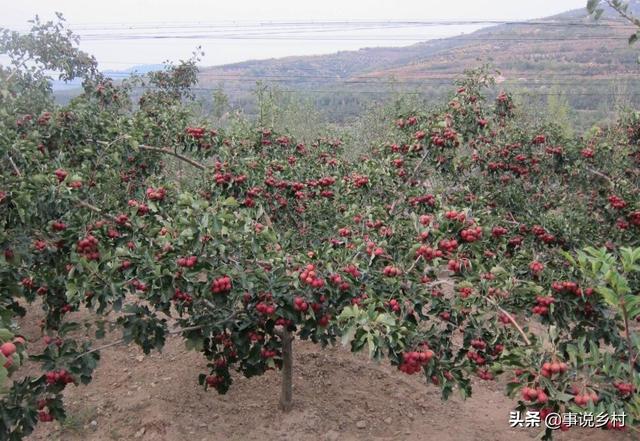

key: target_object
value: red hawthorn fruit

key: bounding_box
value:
[206,375,223,387]
[460,226,482,242]
[581,148,594,158]
[177,256,198,268]
[0,342,16,357]
[343,264,361,278]
[382,266,401,277]
[574,391,599,406]
[51,221,67,231]
[529,261,544,275]
[146,187,166,201]
[38,411,54,422]
[608,195,627,210]
[477,370,494,380]
[293,296,309,312]
[318,315,331,327]
[211,276,232,294]
[606,421,626,431]
[532,135,546,144]
[54,169,68,182]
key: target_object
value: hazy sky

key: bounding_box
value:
[2,1,589,69]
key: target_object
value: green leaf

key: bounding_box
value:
[222,197,238,207]
[341,325,357,347]
[597,286,619,308]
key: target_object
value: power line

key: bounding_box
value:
[78,33,635,41]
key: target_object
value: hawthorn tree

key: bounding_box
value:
[1,15,639,441]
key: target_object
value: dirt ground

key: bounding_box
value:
[16,306,631,441]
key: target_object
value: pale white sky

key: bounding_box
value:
[1,1,589,69]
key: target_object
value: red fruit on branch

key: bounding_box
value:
[146,187,166,201]
[1,342,16,357]
[211,276,232,294]
[54,169,68,182]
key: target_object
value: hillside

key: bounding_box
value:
[196,2,640,127]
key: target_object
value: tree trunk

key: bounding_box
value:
[279,329,293,412]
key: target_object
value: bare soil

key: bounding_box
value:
[16,306,631,441]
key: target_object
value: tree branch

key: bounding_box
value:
[75,312,237,360]
[138,145,206,170]
[486,297,532,346]
[91,139,207,171]
[6,156,21,177]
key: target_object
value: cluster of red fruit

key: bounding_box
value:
[36,398,55,422]
[299,264,325,288]
[173,289,193,304]
[532,134,546,144]
[128,199,150,215]
[185,127,205,139]
[51,220,67,232]
[76,234,100,261]
[532,295,555,316]
[408,194,436,207]
[328,274,350,291]
[608,195,627,210]
[415,245,443,261]
[444,210,466,222]
[260,348,278,359]
[438,239,458,253]
[130,279,148,292]
[44,369,75,386]
[145,187,166,201]
[398,349,434,374]
[613,382,635,396]
[352,174,369,188]
[255,302,277,316]
[54,168,68,183]
[528,261,544,275]
[460,226,482,242]
[395,116,417,128]
[530,224,556,245]
[466,350,486,366]
[210,276,232,294]
[540,360,568,378]
[521,386,549,403]
[447,258,469,273]
[551,281,593,297]
[382,265,401,277]
[205,374,224,387]
[343,264,361,279]
[386,298,401,313]
[177,255,198,268]
[365,241,385,256]
[581,147,595,158]
[573,390,599,407]
[491,226,508,238]
[293,296,309,312]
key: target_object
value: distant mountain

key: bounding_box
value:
[195,2,640,126]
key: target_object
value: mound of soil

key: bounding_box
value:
[18,310,629,441]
